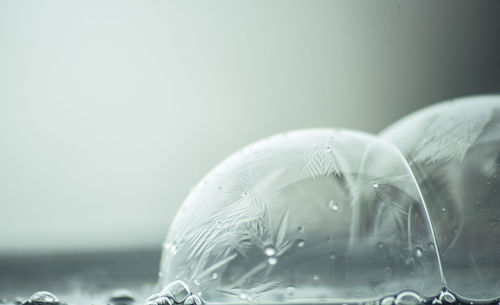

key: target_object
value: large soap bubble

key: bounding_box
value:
[158,129,442,304]
[381,95,500,300]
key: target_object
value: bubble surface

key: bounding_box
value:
[159,129,442,303]
[156,95,500,305]
[381,95,500,299]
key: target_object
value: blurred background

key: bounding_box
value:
[1,0,500,298]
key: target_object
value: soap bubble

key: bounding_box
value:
[381,95,500,300]
[158,129,442,304]
[109,289,135,305]
[23,292,59,305]
[394,291,422,305]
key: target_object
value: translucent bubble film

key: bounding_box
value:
[381,95,500,300]
[157,95,500,305]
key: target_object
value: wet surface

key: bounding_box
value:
[0,250,160,302]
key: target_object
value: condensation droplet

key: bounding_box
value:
[211,273,218,280]
[329,252,337,260]
[268,257,278,265]
[285,287,295,297]
[297,226,304,233]
[328,200,340,212]
[239,293,248,300]
[415,247,424,258]
[429,242,435,251]
[297,239,305,248]
[216,220,223,229]
[264,247,276,256]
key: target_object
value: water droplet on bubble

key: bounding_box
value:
[329,252,337,260]
[328,200,340,212]
[211,273,218,280]
[297,239,305,248]
[415,247,423,258]
[264,246,276,256]
[216,220,223,229]
[239,293,248,300]
[429,242,435,251]
[268,257,278,265]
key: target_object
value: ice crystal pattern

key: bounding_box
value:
[154,95,500,304]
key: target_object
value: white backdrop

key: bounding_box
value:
[1,0,500,254]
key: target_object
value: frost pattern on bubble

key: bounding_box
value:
[155,95,500,305]
[158,129,442,304]
[381,95,500,300]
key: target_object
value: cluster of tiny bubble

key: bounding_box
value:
[376,290,462,305]
[431,290,457,305]
[146,281,202,305]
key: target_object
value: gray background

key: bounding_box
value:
[1,0,500,255]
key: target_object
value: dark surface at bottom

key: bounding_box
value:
[0,249,160,299]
